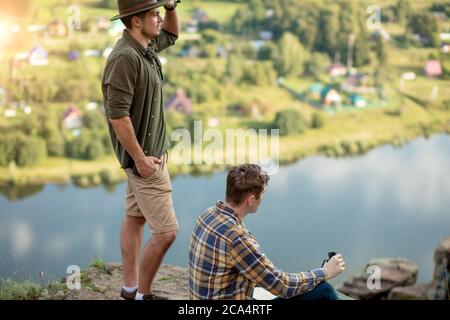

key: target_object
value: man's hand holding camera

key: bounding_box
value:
[323,254,346,280]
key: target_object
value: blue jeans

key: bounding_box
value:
[274,282,352,301]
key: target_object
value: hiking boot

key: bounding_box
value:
[142,293,168,300]
[120,288,137,300]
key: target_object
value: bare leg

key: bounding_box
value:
[120,216,146,287]
[138,231,177,294]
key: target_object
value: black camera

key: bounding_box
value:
[321,251,337,267]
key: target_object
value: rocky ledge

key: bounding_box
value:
[338,237,449,300]
[63,264,189,300]
[57,237,448,300]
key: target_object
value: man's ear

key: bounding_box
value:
[247,194,255,206]
[132,16,141,29]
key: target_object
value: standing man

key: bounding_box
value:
[189,164,348,300]
[102,0,180,300]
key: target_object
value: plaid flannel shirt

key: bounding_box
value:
[189,201,328,300]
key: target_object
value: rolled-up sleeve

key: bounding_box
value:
[155,29,178,53]
[104,54,138,119]
[230,234,327,299]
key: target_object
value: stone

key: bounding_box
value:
[387,284,434,300]
[366,257,418,284]
[338,258,419,300]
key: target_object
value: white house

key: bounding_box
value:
[327,63,347,77]
[29,46,49,66]
[63,106,83,130]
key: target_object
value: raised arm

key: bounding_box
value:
[161,0,180,36]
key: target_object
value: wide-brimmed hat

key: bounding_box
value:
[110,0,169,21]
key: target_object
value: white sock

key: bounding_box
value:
[122,285,138,293]
[135,292,145,300]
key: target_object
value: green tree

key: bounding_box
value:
[0,134,16,166]
[66,130,105,160]
[311,112,326,129]
[257,42,279,61]
[83,110,107,131]
[242,62,276,86]
[408,12,439,47]
[315,9,340,57]
[294,4,320,50]
[395,0,412,23]
[225,54,244,84]
[375,36,387,66]
[201,29,222,44]
[303,52,331,78]
[275,32,309,77]
[272,109,307,136]
[353,35,371,67]
[0,133,47,167]
[15,136,47,167]
[165,109,187,138]
[99,0,116,9]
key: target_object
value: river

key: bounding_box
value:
[1,134,449,286]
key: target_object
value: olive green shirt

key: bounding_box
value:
[102,29,178,169]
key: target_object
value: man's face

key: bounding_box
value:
[247,189,265,214]
[138,9,163,39]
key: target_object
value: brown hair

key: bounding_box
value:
[226,164,270,206]
[121,10,149,29]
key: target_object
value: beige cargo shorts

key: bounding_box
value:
[124,152,179,234]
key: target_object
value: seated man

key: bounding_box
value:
[189,164,347,300]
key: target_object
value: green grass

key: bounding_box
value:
[0,279,42,300]
[89,256,110,274]
[0,155,125,186]
[177,0,244,24]
[0,278,68,300]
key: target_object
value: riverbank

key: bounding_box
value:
[1,103,449,187]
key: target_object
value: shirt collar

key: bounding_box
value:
[122,30,151,57]
[215,200,243,225]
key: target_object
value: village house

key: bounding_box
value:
[83,49,101,58]
[68,51,80,61]
[321,86,342,108]
[85,102,99,111]
[164,90,192,114]
[402,72,416,81]
[97,17,110,31]
[345,72,369,87]
[259,31,273,41]
[63,106,83,130]
[28,45,49,66]
[424,60,443,78]
[349,94,367,108]
[181,45,201,58]
[192,9,210,25]
[327,63,347,77]
[371,29,391,41]
[307,83,324,101]
[47,19,67,37]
